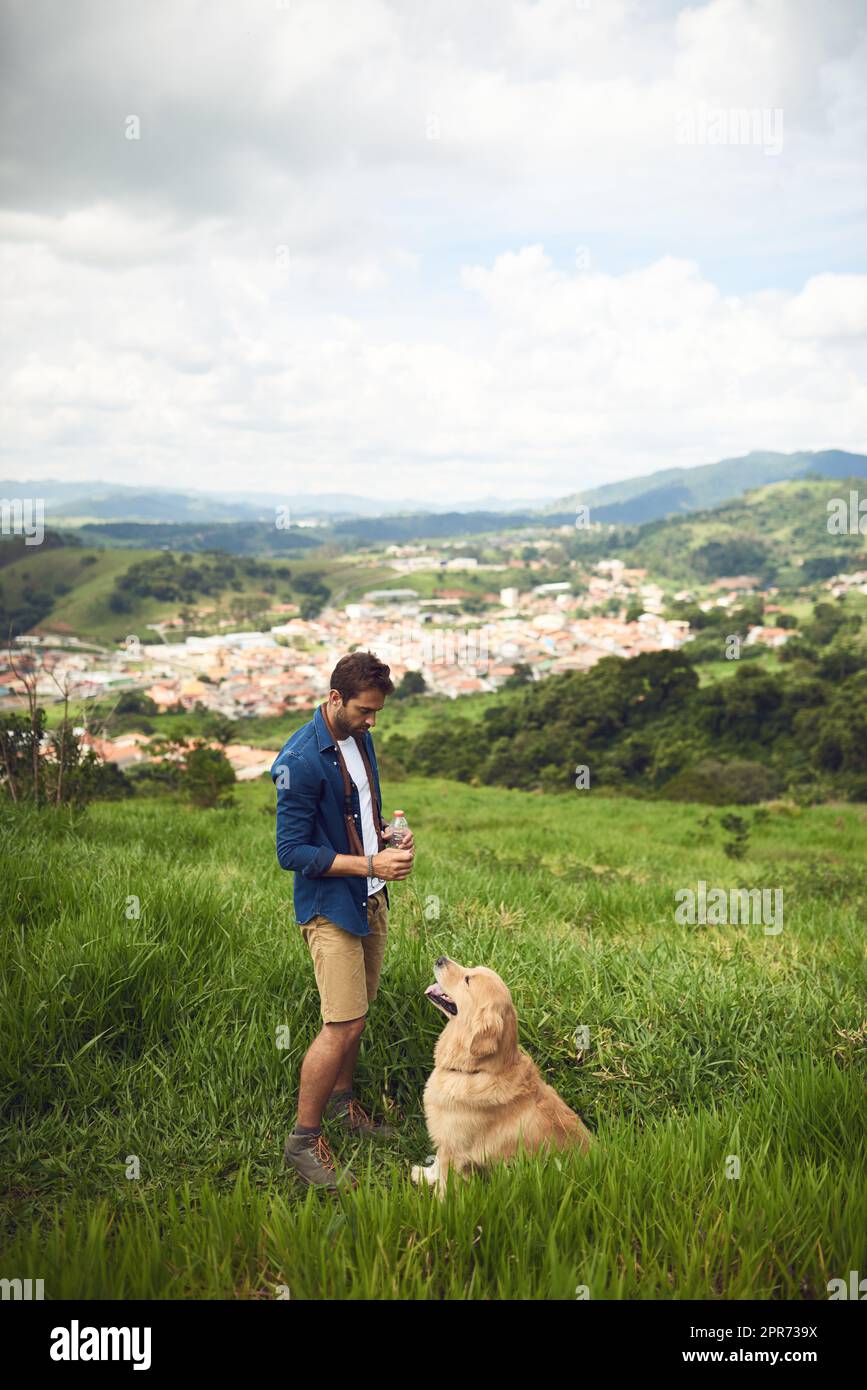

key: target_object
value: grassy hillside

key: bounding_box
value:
[1,780,864,1298]
[383,687,516,740]
[622,477,867,587]
[0,545,158,641]
[0,541,394,644]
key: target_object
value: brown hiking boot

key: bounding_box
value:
[324,1094,397,1138]
[283,1130,357,1190]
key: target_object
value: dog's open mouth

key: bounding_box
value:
[425,983,457,1016]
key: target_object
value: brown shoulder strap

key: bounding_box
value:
[321,703,384,856]
[354,734,386,853]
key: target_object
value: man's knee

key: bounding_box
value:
[326,1014,366,1035]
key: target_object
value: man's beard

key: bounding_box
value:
[329,704,354,740]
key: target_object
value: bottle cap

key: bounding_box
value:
[393,810,404,816]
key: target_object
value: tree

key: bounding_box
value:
[691,538,770,580]
[660,759,780,805]
[502,662,533,688]
[394,670,427,699]
[229,593,269,627]
[0,643,131,806]
[0,706,45,805]
[114,690,158,716]
[299,594,325,620]
[293,570,331,619]
[191,708,237,744]
[182,741,236,808]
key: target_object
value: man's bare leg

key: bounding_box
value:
[296,1017,365,1128]
[331,1026,364,1096]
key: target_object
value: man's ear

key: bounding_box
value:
[469,1003,504,1058]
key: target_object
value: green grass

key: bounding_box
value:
[380,688,518,740]
[695,651,776,686]
[1,779,865,1299]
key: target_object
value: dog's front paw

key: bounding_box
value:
[411,1157,439,1188]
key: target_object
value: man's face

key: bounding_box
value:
[328,687,386,739]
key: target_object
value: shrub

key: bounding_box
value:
[181,742,236,809]
[659,758,781,806]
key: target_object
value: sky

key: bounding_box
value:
[1,0,866,504]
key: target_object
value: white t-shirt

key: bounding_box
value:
[337,736,386,897]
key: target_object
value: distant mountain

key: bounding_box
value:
[54,488,248,524]
[0,481,424,522]
[5,474,865,643]
[330,509,557,542]
[74,520,323,554]
[0,480,550,524]
[4,449,866,532]
[324,450,867,542]
[546,450,867,524]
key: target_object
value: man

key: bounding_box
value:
[271,650,415,1190]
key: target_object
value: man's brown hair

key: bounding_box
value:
[329,650,395,703]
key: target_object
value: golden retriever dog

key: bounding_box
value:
[411,954,593,1199]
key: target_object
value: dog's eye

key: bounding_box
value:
[465,976,470,985]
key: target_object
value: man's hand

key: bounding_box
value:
[373,847,414,881]
[383,824,415,855]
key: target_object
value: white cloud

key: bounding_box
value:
[783,273,867,339]
[0,0,865,498]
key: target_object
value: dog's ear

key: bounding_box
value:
[469,1002,504,1058]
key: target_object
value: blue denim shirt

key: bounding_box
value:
[270,704,390,936]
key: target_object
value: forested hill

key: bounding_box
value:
[610,477,867,586]
[382,647,867,805]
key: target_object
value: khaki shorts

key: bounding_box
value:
[300,889,388,1024]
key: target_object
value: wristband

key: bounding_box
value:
[367,853,374,877]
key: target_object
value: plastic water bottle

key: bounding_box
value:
[390,810,409,848]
